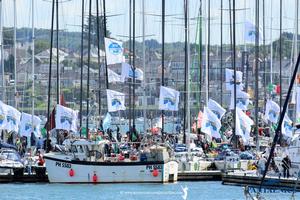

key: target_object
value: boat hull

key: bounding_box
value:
[44,155,178,183]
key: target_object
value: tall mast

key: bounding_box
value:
[204,0,209,104]
[96,0,102,119]
[198,0,202,109]
[186,0,191,149]
[128,0,132,130]
[183,0,187,142]
[0,0,5,103]
[161,0,165,137]
[220,0,223,105]
[56,0,60,104]
[13,0,17,107]
[255,0,259,150]
[86,0,92,134]
[262,0,266,102]
[142,0,146,133]
[31,0,35,132]
[46,0,55,148]
[79,0,84,137]
[279,0,282,112]
[132,0,136,128]
[270,0,273,87]
[232,0,237,148]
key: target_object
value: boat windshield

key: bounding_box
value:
[1,152,20,161]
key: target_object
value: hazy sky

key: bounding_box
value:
[2,0,299,45]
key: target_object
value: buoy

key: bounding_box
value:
[152,169,159,177]
[92,174,98,183]
[69,169,74,177]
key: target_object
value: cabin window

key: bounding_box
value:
[71,145,78,153]
[78,145,84,153]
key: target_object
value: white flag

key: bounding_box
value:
[230,90,250,110]
[208,99,226,120]
[236,108,253,143]
[6,105,21,133]
[55,105,78,132]
[225,68,244,91]
[159,86,180,111]
[107,89,126,112]
[20,112,41,137]
[244,21,263,43]
[282,114,293,138]
[296,87,300,122]
[201,107,221,138]
[264,100,280,123]
[121,62,143,81]
[0,101,8,129]
[104,37,123,65]
[108,68,123,83]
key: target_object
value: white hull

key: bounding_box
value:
[44,154,178,183]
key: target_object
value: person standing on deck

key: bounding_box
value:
[282,155,291,178]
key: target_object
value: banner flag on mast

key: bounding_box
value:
[108,68,123,83]
[208,99,226,120]
[6,105,21,133]
[0,101,8,130]
[230,90,250,110]
[20,112,41,137]
[121,62,144,81]
[55,104,78,132]
[201,107,221,139]
[106,89,126,112]
[236,108,253,143]
[282,114,293,138]
[104,37,123,65]
[158,86,180,111]
[225,68,244,91]
[264,100,280,123]
[103,112,112,132]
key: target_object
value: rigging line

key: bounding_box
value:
[86,0,92,134]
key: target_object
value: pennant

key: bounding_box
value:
[236,108,254,143]
[121,63,143,81]
[103,112,112,132]
[107,89,126,112]
[0,101,8,129]
[5,105,21,133]
[158,86,180,111]
[264,100,280,123]
[201,107,221,139]
[225,68,244,91]
[104,37,123,65]
[20,112,41,137]
[230,90,250,110]
[208,98,226,120]
[282,114,293,138]
[108,68,123,83]
[55,104,78,132]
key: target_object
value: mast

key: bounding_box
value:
[183,0,187,143]
[161,0,165,137]
[142,0,146,133]
[79,0,84,137]
[86,0,92,134]
[204,0,209,104]
[232,0,237,148]
[0,0,5,103]
[262,0,266,102]
[46,0,55,148]
[270,0,273,87]
[255,0,259,151]
[132,0,136,128]
[220,0,223,105]
[56,0,60,104]
[186,0,191,149]
[198,0,202,109]
[96,0,102,119]
[279,0,282,112]
[13,0,17,107]
[128,0,132,131]
[31,0,35,133]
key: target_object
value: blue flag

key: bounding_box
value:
[103,113,112,132]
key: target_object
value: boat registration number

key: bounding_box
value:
[55,161,71,168]
[146,165,162,170]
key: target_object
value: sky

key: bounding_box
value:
[1,0,299,45]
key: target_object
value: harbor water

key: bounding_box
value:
[0,181,298,200]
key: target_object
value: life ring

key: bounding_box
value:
[69,169,75,177]
[92,173,98,182]
[152,169,159,177]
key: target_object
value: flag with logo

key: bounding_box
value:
[244,21,263,43]
[282,114,293,138]
[5,105,21,133]
[264,100,280,123]
[121,62,143,81]
[159,86,180,111]
[0,101,8,129]
[236,108,253,143]
[104,37,123,65]
[103,112,112,132]
[107,89,126,112]
[225,68,244,91]
[208,98,226,120]
[108,68,123,83]
[201,107,221,139]
[230,90,250,110]
[20,112,42,137]
[55,104,78,132]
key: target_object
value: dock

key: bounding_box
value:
[222,171,300,191]
[178,170,222,181]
